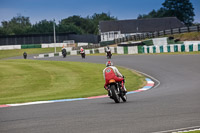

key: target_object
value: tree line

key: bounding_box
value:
[0,0,197,36]
[0,13,116,36]
[138,0,195,26]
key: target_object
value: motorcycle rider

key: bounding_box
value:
[80,47,84,54]
[80,47,85,58]
[61,47,67,58]
[106,46,111,57]
[103,61,127,93]
[23,52,27,59]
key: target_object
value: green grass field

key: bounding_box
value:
[166,32,200,41]
[0,47,61,59]
[177,130,200,133]
[1,47,200,60]
[0,59,146,104]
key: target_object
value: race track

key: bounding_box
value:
[1,54,200,133]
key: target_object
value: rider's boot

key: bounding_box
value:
[123,85,127,94]
[121,81,127,94]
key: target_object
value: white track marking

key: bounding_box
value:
[152,126,200,133]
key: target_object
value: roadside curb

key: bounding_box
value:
[0,78,154,108]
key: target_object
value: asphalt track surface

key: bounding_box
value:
[1,54,200,133]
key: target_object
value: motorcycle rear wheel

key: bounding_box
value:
[110,85,120,103]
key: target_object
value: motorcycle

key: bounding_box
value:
[107,79,127,103]
[106,51,112,59]
[80,51,86,59]
[62,53,66,58]
[62,49,67,58]
[23,52,27,59]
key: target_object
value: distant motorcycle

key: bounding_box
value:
[23,52,27,59]
[107,79,127,103]
[62,52,66,58]
[62,49,67,58]
[80,51,86,59]
[106,51,112,59]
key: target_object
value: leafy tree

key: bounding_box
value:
[59,13,117,34]
[0,12,117,35]
[30,19,55,34]
[58,23,83,34]
[60,16,83,27]
[162,0,195,26]
[59,15,85,34]
[82,17,96,34]
[138,8,167,19]
[0,15,31,35]
[91,12,117,34]
[0,27,4,35]
[138,0,195,26]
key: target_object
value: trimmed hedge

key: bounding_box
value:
[21,44,41,49]
[100,40,115,47]
[142,40,153,46]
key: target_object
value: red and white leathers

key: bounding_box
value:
[103,66,126,91]
[80,47,84,53]
[106,47,111,52]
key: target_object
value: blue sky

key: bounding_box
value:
[0,0,199,24]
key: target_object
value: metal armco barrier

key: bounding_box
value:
[35,43,200,58]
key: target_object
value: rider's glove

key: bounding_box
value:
[104,85,108,90]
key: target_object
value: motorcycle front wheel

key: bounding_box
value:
[120,93,127,102]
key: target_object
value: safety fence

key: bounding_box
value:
[34,43,200,58]
[0,44,41,50]
[114,25,200,44]
[0,43,99,50]
[34,47,116,58]
[0,33,100,45]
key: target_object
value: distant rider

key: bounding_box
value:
[23,52,27,59]
[62,47,67,57]
[106,46,111,56]
[80,47,85,54]
[103,61,127,93]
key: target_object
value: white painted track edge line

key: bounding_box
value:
[132,69,160,90]
[151,126,200,133]
[0,67,158,108]
[117,65,160,90]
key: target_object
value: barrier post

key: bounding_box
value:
[181,44,185,52]
[198,44,200,51]
[189,44,193,52]
[160,46,163,53]
[174,45,178,52]
[167,45,171,52]
[153,46,156,53]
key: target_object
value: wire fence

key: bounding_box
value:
[0,33,100,46]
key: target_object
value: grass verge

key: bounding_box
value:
[0,47,61,59]
[0,59,146,104]
[177,130,200,133]
[166,32,200,41]
[1,46,200,59]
